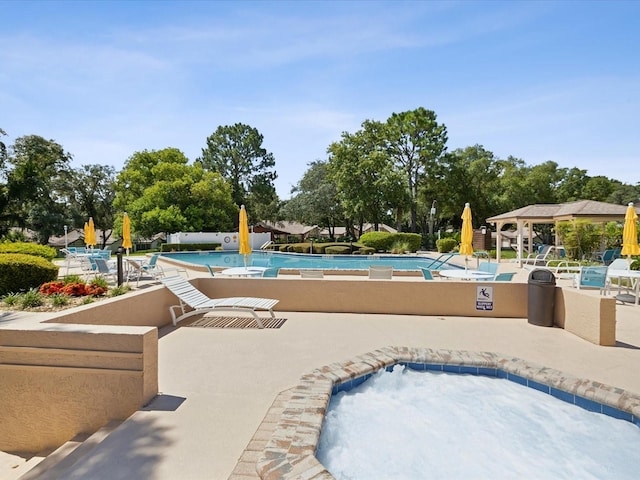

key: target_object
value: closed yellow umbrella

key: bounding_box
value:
[239,205,251,267]
[621,202,640,258]
[122,212,132,255]
[83,222,91,248]
[88,217,96,248]
[459,203,474,269]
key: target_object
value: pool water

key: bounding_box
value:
[317,365,640,479]
[161,251,456,271]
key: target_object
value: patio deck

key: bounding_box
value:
[2,259,639,479]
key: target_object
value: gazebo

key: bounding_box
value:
[486,200,640,266]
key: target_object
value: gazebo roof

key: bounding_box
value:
[487,200,639,224]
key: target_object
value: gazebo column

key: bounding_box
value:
[517,220,525,267]
[494,221,505,262]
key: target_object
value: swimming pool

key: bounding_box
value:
[161,251,458,271]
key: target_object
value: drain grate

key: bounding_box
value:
[185,316,287,329]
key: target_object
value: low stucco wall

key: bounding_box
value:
[0,324,157,453]
[554,287,617,346]
[0,276,616,453]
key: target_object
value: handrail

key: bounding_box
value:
[421,252,459,269]
[260,240,273,250]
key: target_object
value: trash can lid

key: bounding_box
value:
[528,268,556,284]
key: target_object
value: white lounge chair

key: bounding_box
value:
[160,276,279,327]
[522,245,558,267]
[300,270,324,278]
[368,265,393,279]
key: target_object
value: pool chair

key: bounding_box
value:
[419,268,435,280]
[160,276,279,327]
[262,267,280,278]
[144,253,188,278]
[478,261,499,280]
[368,265,393,279]
[522,245,557,267]
[300,270,324,278]
[93,258,117,283]
[573,266,607,293]
[125,258,162,286]
[493,272,516,282]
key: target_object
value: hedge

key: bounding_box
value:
[0,242,57,260]
[436,238,458,253]
[359,232,422,252]
[0,254,59,296]
[161,243,221,252]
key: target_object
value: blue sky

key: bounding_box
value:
[2,0,639,199]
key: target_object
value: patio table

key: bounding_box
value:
[438,270,494,281]
[220,267,267,278]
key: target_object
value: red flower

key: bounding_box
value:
[40,281,65,296]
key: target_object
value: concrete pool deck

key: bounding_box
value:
[2,260,640,479]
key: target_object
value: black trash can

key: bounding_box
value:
[527,269,556,327]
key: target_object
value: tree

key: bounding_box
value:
[328,125,407,236]
[114,148,237,238]
[383,108,448,232]
[281,160,344,238]
[199,123,278,221]
[5,135,73,243]
[63,165,117,248]
[429,145,502,229]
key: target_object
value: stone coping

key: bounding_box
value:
[255,347,640,480]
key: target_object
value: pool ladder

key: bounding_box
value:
[421,253,460,269]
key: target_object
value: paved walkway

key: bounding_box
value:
[2,259,639,479]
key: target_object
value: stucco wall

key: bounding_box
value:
[554,287,617,346]
[0,325,157,453]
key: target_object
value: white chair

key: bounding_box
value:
[160,276,279,327]
[300,270,324,278]
[606,258,634,296]
[368,265,393,279]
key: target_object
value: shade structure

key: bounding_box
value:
[459,203,474,257]
[87,217,96,247]
[122,212,132,253]
[239,204,251,258]
[621,202,640,257]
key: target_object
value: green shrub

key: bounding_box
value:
[356,246,376,255]
[51,293,70,307]
[19,289,45,308]
[324,245,351,255]
[160,243,220,252]
[109,284,131,297]
[2,292,21,306]
[359,232,394,252]
[390,241,410,254]
[0,254,59,296]
[436,238,458,253]
[0,242,57,260]
[63,274,84,284]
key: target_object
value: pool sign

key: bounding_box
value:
[476,286,494,311]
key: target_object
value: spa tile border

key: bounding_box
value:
[255,347,640,480]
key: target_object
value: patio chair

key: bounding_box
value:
[300,270,324,278]
[419,267,435,280]
[126,258,162,286]
[160,276,279,327]
[493,272,516,282]
[93,258,117,283]
[262,267,280,278]
[477,261,499,280]
[592,248,621,266]
[573,266,607,293]
[368,265,393,279]
[144,253,189,278]
[522,245,556,267]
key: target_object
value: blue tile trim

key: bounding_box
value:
[328,362,639,428]
[575,395,602,413]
